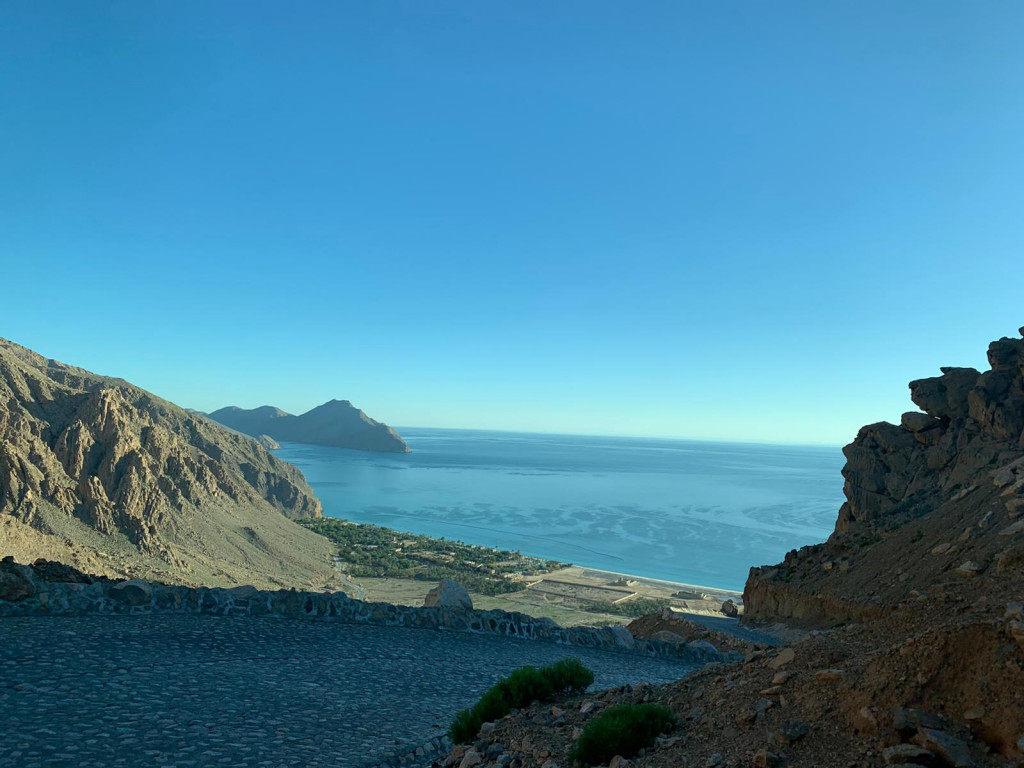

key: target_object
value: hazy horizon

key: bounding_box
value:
[3,3,1022,445]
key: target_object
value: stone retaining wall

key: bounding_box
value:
[0,567,736,665]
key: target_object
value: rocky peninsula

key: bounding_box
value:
[207,400,410,453]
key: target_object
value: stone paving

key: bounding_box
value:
[0,615,700,768]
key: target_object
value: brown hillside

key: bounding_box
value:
[0,338,338,590]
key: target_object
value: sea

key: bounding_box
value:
[275,428,845,593]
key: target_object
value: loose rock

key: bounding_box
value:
[912,728,975,768]
[424,580,474,611]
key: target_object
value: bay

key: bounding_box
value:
[275,428,845,592]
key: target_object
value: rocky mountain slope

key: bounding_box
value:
[207,400,410,453]
[744,328,1024,627]
[0,338,338,589]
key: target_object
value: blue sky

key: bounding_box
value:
[1,2,1022,445]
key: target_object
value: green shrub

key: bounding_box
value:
[569,703,677,766]
[544,658,595,695]
[449,658,594,743]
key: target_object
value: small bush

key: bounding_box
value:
[570,703,677,766]
[449,658,594,743]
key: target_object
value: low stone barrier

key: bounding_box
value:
[366,734,453,768]
[0,565,737,665]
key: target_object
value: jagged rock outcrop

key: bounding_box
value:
[207,400,410,453]
[744,327,1024,626]
[0,338,337,589]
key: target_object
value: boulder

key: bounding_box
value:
[721,599,740,617]
[770,721,809,745]
[579,700,605,715]
[423,579,473,611]
[0,568,36,602]
[1008,619,1024,649]
[902,412,942,433]
[994,467,1017,488]
[893,708,945,738]
[912,728,975,768]
[909,367,980,421]
[1000,519,1024,537]
[883,744,937,765]
[954,561,982,578]
[108,579,154,607]
[853,707,879,736]
[687,639,720,657]
[752,749,782,768]
[607,625,635,650]
[814,668,845,682]
[650,630,687,647]
[769,647,795,669]
[996,546,1024,574]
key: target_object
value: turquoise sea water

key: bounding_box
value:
[275,428,845,592]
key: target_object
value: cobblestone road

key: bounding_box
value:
[0,615,699,768]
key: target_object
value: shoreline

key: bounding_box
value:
[276,434,841,605]
[302,516,746,627]
[306,515,743,601]
[564,566,743,601]
[310,514,745,599]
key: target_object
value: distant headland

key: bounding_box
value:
[206,400,410,454]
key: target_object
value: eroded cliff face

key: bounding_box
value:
[0,338,336,589]
[744,328,1024,626]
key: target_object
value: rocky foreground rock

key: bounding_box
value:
[207,400,410,453]
[0,338,336,589]
[744,327,1024,626]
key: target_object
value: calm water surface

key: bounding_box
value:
[275,428,844,591]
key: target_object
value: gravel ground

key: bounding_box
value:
[0,614,700,768]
